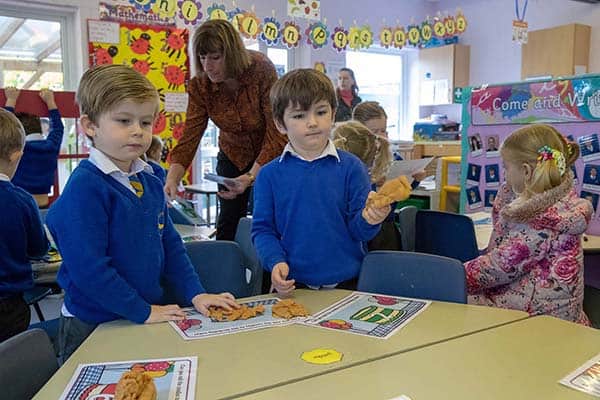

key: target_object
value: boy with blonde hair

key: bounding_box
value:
[252,69,390,294]
[47,65,237,362]
[0,109,48,342]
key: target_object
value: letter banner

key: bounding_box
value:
[470,78,600,125]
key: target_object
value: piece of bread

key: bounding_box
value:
[272,299,310,319]
[115,370,157,400]
[208,304,265,322]
[366,175,412,209]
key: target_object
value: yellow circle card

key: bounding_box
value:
[301,348,343,365]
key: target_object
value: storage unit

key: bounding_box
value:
[521,23,591,79]
[418,44,470,105]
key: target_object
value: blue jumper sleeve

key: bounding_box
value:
[251,171,287,272]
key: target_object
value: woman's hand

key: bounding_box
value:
[217,173,254,200]
[164,163,186,200]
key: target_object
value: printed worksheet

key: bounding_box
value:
[169,297,302,340]
[303,292,430,339]
[386,157,434,181]
[560,353,600,397]
[59,357,197,400]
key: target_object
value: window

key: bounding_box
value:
[346,49,417,141]
[0,6,81,200]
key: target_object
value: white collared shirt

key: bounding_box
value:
[279,139,340,163]
[88,147,152,194]
[0,173,9,182]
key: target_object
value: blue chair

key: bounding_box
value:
[415,210,479,263]
[24,285,52,321]
[396,205,418,251]
[0,328,58,400]
[234,217,263,295]
[185,240,250,298]
[357,251,467,303]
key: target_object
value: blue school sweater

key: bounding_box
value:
[252,150,380,286]
[46,161,205,324]
[0,180,48,296]
[5,107,64,194]
[148,160,166,185]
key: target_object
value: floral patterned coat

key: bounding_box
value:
[464,173,592,324]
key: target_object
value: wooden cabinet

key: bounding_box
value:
[521,23,590,79]
[418,44,470,105]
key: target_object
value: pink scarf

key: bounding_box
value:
[339,89,354,107]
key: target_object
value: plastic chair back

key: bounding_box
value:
[396,205,418,251]
[358,250,467,303]
[0,328,58,400]
[185,240,250,298]
[415,210,479,262]
[234,217,263,295]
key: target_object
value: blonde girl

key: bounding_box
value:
[465,124,592,324]
[332,120,391,185]
[333,121,402,250]
[353,101,427,185]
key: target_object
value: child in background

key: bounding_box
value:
[353,101,426,188]
[146,135,166,184]
[3,87,64,208]
[252,69,391,294]
[464,124,592,324]
[333,121,400,250]
[47,65,237,362]
[0,109,48,342]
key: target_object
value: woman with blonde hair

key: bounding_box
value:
[465,124,592,324]
[165,19,287,240]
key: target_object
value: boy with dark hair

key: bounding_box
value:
[252,69,390,294]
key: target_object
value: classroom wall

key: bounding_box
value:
[11,0,600,89]
[440,0,600,86]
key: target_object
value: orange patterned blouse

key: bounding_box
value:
[170,50,287,171]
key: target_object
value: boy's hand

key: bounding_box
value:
[412,170,427,182]
[192,292,238,316]
[271,262,295,294]
[145,304,186,324]
[362,200,391,225]
[39,89,57,110]
[4,87,20,107]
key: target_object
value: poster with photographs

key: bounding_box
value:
[462,76,600,235]
[485,135,499,158]
[583,164,600,192]
[466,163,481,186]
[485,164,500,187]
[579,134,600,162]
[581,191,599,215]
[466,186,482,210]
[484,189,498,209]
[468,133,483,157]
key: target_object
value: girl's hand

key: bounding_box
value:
[145,304,186,323]
[192,292,239,316]
[412,170,427,182]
